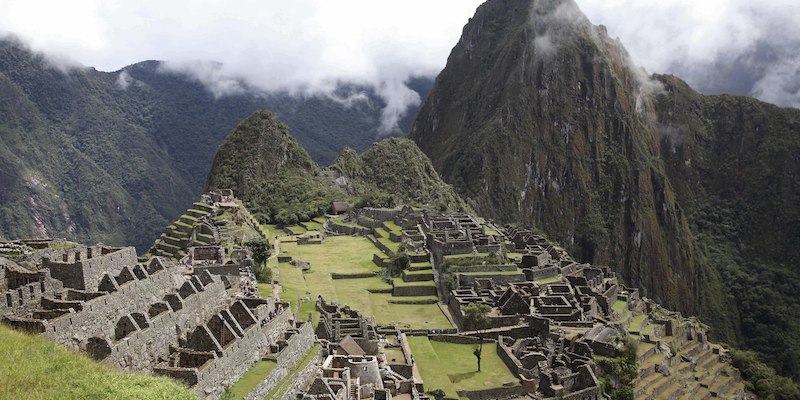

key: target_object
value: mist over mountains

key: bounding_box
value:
[578,0,800,108]
[0,37,430,249]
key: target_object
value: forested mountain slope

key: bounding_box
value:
[409,0,800,378]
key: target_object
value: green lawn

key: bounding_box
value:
[384,346,406,364]
[384,221,403,235]
[274,236,451,329]
[223,360,277,399]
[612,299,627,314]
[330,216,359,228]
[373,235,399,254]
[0,326,196,400]
[374,227,390,238]
[286,225,305,235]
[630,314,647,332]
[393,278,436,287]
[407,337,518,399]
[302,220,324,231]
[443,252,491,260]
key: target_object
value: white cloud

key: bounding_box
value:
[1,0,797,123]
[576,0,800,105]
[0,0,485,133]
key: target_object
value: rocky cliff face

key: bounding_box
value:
[410,0,698,313]
[411,0,800,377]
[653,75,800,375]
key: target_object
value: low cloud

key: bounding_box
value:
[1,0,797,124]
[0,0,484,133]
[116,70,133,90]
[577,0,800,107]
[528,0,664,97]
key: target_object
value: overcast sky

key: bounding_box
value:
[2,0,798,130]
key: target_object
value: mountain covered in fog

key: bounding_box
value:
[0,37,431,249]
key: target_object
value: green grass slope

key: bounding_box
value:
[0,325,196,400]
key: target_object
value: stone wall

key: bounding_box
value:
[356,216,383,230]
[449,264,518,273]
[366,235,394,257]
[44,247,138,291]
[280,350,324,400]
[42,266,182,348]
[326,221,370,236]
[359,208,401,222]
[372,254,388,269]
[428,335,493,345]
[523,266,560,281]
[392,285,437,297]
[243,319,316,400]
[456,272,526,287]
[1,278,61,317]
[97,280,231,371]
[457,385,527,400]
[192,306,295,399]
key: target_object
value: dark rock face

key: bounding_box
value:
[411,0,698,313]
[411,0,800,377]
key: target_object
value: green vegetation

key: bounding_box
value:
[0,39,432,251]
[404,0,800,383]
[596,340,638,400]
[629,315,647,332]
[732,350,800,400]
[222,360,277,400]
[384,221,403,234]
[205,111,339,226]
[274,236,451,329]
[330,138,467,212]
[407,337,518,399]
[245,237,272,282]
[0,325,196,400]
[206,113,466,228]
[612,300,627,315]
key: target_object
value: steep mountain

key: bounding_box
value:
[409,0,800,377]
[329,138,466,211]
[0,37,431,250]
[654,75,800,376]
[411,0,698,312]
[205,110,336,225]
[205,111,465,225]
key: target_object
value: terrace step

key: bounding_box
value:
[402,270,434,282]
[408,263,432,271]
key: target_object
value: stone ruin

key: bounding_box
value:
[0,238,299,399]
[302,297,427,400]
[1,205,750,399]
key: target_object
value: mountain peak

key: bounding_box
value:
[410,0,696,313]
[205,110,319,199]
